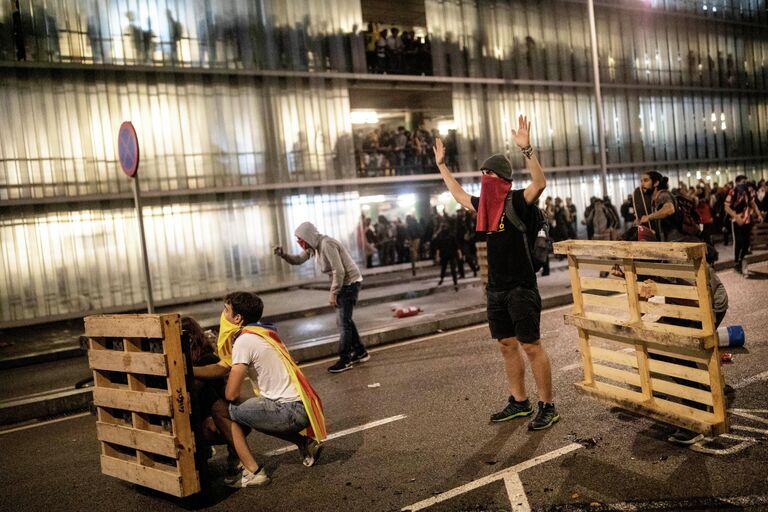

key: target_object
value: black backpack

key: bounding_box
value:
[504,193,549,272]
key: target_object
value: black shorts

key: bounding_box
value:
[486,286,542,343]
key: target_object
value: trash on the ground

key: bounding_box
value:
[393,306,422,318]
[590,502,602,508]
[717,325,745,348]
[576,437,600,448]
[485,459,497,465]
[367,383,381,388]
[571,492,580,499]
[721,352,733,363]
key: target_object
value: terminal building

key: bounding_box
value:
[1,0,767,326]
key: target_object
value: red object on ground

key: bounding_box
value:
[394,306,421,318]
[720,352,733,363]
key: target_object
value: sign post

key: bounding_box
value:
[118,121,154,313]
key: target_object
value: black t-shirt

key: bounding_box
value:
[471,189,537,292]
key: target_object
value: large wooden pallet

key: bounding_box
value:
[553,240,727,436]
[85,314,200,498]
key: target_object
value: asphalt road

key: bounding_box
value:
[1,263,767,512]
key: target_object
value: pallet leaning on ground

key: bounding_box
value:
[84,313,200,497]
[553,240,727,436]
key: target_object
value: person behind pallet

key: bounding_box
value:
[433,114,560,431]
[724,174,764,275]
[194,292,327,487]
[273,221,369,373]
[181,316,232,455]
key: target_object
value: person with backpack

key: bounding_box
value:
[432,114,559,431]
[638,171,682,242]
[724,175,764,274]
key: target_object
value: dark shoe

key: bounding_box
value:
[328,360,353,373]
[528,402,560,431]
[437,279,443,286]
[490,397,533,423]
[667,428,704,446]
[351,350,370,364]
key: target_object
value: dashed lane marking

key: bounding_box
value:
[0,412,91,435]
[264,414,407,457]
[503,472,532,512]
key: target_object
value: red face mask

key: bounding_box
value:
[297,238,310,251]
[476,174,512,232]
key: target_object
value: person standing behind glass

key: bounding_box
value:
[273,222,369,373]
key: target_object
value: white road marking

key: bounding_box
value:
[503,472,532,512]
[402,443,583,511]
[264,414,407,457]
[690,433,757,455]
[728,410,768,425]
[731,425,768,435]
[732,370,768,390]
[0,412,91,435]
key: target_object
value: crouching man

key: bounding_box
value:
[196,291,326,487]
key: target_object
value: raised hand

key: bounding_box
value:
[433,137,445,165]
[511,114,531,148]
[272,245,284,256]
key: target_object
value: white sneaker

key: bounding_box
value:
[225,465,270,487]
[302,439,323,467]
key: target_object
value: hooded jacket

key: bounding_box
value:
[284,222,363,295]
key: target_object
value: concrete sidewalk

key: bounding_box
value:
[1,242,765,426]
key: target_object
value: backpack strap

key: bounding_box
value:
[504,192,535,273]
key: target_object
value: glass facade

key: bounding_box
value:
[1,0,766,325]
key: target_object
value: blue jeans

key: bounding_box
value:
[337,281,364,362]
[229,396,309,434]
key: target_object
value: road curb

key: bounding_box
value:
[0,278,482,371]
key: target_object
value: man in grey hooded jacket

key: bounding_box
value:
[273,221,369,373]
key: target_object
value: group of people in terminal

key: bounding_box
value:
[355,125,457,177]
[179,113,761,489]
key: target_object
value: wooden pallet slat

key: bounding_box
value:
[92,388,172,416]
[88,350,168,376]
[96,422,178,458]
[101,455,183,496]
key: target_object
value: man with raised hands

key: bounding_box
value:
[433,115,559,431]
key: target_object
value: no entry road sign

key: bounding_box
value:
[118,121,140,177]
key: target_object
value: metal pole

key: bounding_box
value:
[132,176,155,313]
[587,0,609,198]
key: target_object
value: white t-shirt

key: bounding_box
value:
[231,332,300,403]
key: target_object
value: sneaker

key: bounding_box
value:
[301,439,323,467]
[225,465,270,487]
[490,397,533,423]
[667,428,704,446]
[528,402,560,431]
[328,359,353,373]
[351,350,370,364]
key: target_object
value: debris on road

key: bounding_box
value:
[367,383,381,388]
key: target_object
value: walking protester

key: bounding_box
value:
[695,181,715,246]
[724,175,764,275]
[582,197,597,240]
[434,218,461,291]
[433,114,559,431]
[274,222,370,373]
[456,208,479,278]
[552,197,569,243]
[620,194,634,231]
[405,214,423,276]
[198,292,326,487]
[363,217,377,268]
[603,196,621,237]
[565,197,578,239]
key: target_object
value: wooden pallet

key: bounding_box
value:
[85,314,200,498]
[553,240,727,436]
